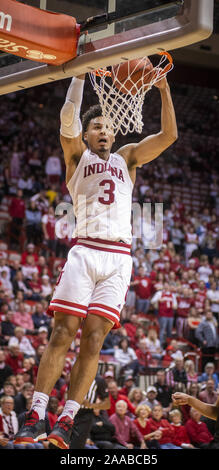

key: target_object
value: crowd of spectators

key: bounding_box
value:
[0,75,219,449]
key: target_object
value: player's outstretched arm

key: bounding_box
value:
[119,76,178,169]
[82,396,110,410]
[60,74,87,182]
[172,392,219,421]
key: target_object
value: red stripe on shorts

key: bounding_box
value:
[50,299,88,312]
[76,242,130,255]
[47,305,86,318]
[88,309,120,327]
[88,303,120,315]
[77,237,131,249]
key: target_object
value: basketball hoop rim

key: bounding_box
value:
[89,51,174,136]
[94,51,173,77]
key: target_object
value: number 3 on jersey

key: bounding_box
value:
[98,179,115,205]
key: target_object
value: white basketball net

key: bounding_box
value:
[89,52,173,136]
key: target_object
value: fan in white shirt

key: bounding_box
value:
[45,155,62,176]
[41,275,52,298]
[144,328,163,358]
[207,281,219,315]
[8,327,36,357]
[114,338,137,368]
[21,255,38,280]
[198,258,213,284]
[0,259,11,281]
[0,271,13,297]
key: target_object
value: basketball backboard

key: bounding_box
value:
[0,0,214,95]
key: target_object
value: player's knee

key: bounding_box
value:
[81,329,104,357]
[50,323,75,347]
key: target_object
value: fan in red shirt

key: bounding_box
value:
[195,281,207,310]
[180,271,191,289]
[131,266,152,314]
[163,261,172,281]
[47,396,59,430]
[162,345,174,368]
[21,243,39,265]
[150,284,177,347]
[170,254,183,275]
[42,206,56,254]
[9,189,25,220]
[161,246,172,262]
[5,345,24,375]
[174,196,185,215]
[168,202,182,223]
[185,408,214,448]
[42,207,56,239]
[134,404,161,449]
[152,272,164,295]
[169,409,194,448]
[28,272,42,298]
[155,287,177,318]
[162,225,170,245]
[123,314,141,346]
[148,404,181,449]
[176,287,194,338]
[149,263,159,283]
[187,269,199,290]
[133,267,152,298]
[31,326,49,350]
[153,254,167,273]
[36,256,53,278]
[9,189,25,243]
[107,380,136,417]
[119,375,135,397]
[130,325,147,350]
[59,374,71,406]
[135,339,152,372]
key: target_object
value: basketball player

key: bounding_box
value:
[172,392,219,448]
[14,69,177,449]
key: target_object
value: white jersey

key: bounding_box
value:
[67,149,133,243]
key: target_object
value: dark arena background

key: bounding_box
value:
[0,0,219,464]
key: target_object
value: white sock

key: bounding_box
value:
[31,391,49,420]
[58,400,80,421]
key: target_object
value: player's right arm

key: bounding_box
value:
[172,392,219,420]
[60,74,87,183]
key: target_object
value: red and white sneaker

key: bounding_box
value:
[47,416,73,449]
[14,410,47,445]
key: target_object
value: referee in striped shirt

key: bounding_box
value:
[70,374,110,449]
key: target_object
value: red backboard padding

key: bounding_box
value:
[0,0,80,65]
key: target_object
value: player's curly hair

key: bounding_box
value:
[82,104,102,137]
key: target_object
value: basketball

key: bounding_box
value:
[111,57,154,95]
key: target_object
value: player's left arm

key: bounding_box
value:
[118,77,178,168]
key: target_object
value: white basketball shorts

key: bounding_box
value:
[47,237,132,329]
